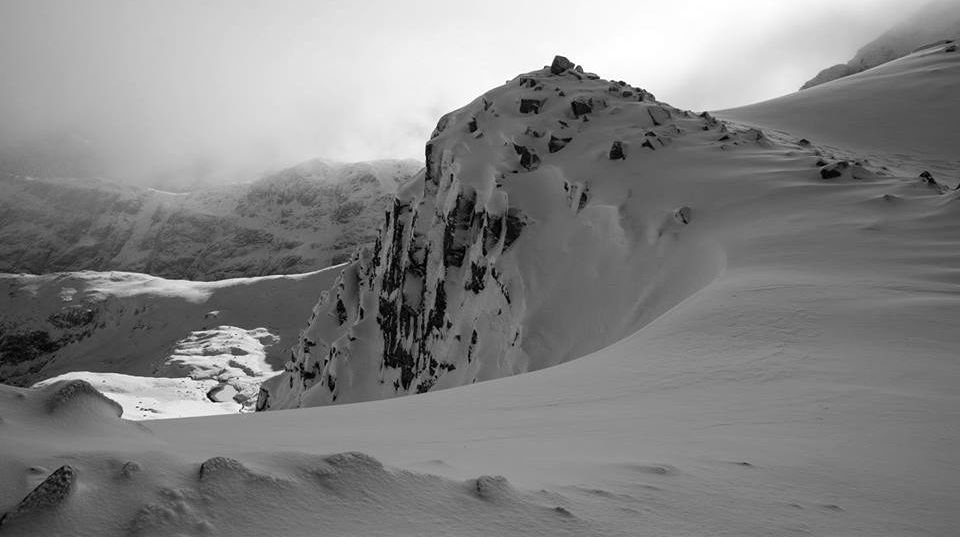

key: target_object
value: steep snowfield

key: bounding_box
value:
[0,158,420,280]
[1,50,959,536]
[800,0,960,89]
[0,268,341,415]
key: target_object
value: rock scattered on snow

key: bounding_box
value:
[120,461,142,478]
[519,98,543,114]
[609,141,626,160]
[570,97,593,117]
[820,161,850,179]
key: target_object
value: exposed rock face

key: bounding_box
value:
[0,159,420,280]
[258,57,710,409]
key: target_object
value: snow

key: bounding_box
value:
[32,325,282,419]
[1,48,959,536]
[0,268,340,394]
[718,44,960,183]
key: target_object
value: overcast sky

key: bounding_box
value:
[0,0,927,187]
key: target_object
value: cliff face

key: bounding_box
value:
[259,57,726,409]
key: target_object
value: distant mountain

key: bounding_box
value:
[0,158,421,280]
[800,0,960,89]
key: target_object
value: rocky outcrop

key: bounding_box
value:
[258,56,706,410]
[0,465,77,527]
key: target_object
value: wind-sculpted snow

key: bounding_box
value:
[260,57,726,409]
[0,158,420,280]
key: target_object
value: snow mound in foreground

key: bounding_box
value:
[0,443,610,536]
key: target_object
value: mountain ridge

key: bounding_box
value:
[0,158,421,280]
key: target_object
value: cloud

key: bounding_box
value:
[0,0,925,188]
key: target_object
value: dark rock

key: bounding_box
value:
[673,206,692,225]
[798,138,811,146]
[199,457,247,480]
[255,387,270,411]
[519,99,543,114]
[465,262,487,293]
[609,141,626,160]
[513,144,540,171]
[335,298,348,325]
[570,97,592,117]
[946,44,957,53]
[0,465,76,526]
[467,117,478,133]
[503,208,527,250]
[548,135,572,153]
[820,161,849,179]
[920,170,938,186]
[550,55,575,75]
[641,139,656,151]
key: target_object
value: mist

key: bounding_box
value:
[0,0,923,190]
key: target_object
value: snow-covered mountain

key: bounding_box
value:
[0,158,420,280]
[259,47,959,411]
[1,47,958,536]
[800,0,960,89]
[258,57,722,409]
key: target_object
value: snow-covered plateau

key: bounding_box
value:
[1,44,959,536]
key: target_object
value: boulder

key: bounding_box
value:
[570,97,592,117]
[0,465,76,526]
[519,99,543,114]
[550,55,575,75]
[609,141,626,160]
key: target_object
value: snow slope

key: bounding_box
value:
[800,0,960,89]
[0,158,420,280]
[720,43,960,181]
[1,51,959,536]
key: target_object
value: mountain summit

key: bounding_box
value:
[258,56,724,409]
